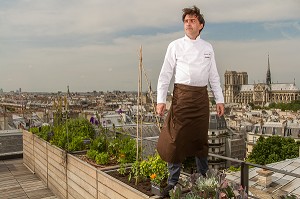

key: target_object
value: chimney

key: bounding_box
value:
[256,169,273,187]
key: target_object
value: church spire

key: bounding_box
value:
[67,85,71,97]
[266,54,271,85]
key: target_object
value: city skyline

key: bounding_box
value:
[0,0,300,92]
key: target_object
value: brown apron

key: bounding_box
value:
[157,83,209,163]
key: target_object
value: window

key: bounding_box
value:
[286,129,292,136]
[272,128,277,135]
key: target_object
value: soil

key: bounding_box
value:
[75,154,119,168]
[74,154,193,198]
[107,170,154,197]
[75,154,158,197]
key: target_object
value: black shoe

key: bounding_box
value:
[161,184,175,198]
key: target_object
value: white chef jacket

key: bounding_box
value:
[157,35,224,104]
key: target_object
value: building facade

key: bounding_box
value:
[208,112,227,170]
[224,56,300,106]
[246,120,300,156]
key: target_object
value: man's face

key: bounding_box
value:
[184,14,203,40]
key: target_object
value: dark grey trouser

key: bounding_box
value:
[168,156,208,185]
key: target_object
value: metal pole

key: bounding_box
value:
[136,57,140,161]
[240,162,249,195]
[139,46,143,159]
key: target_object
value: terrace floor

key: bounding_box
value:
[0,158,58,199]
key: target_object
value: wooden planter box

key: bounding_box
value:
[22,130,158,199]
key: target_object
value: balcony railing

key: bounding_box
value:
[209,142,225,147]
[135,134,299,198]
[209,153,300,197]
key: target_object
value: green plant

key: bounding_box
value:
[117,153,127,175]
[128,160,141,185]
[50,118,95,151]
[87,133,137,167]
[171,171,248,199]
[117,135,137,163]
[128,152,168,186]
[90,134,107,152]
[169,185,182,199]
[192,175,219,198]
[228,165,241,172]
[67,136,89,151]
[86,149,98,160]
[247,136,300,165]
[108,134,137,164]
[30,125,52,141]
[147,153,168,186]
[280,194,298,199]
[95,152,109,165]
[117,163,127,176]
[183,192,201,199]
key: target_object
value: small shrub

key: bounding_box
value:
[86,149,98,160]
[87,133,137,167]
[30,125,51,141]
[95,152,109,165]
[67,136,89,152]
[49,118,95,152]
[171,171,248,199]
[128,160,141,185]
[90,134,107,152]
[129,152,168,186]
[117,163,127,176]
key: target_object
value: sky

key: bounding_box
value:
[0,0,300,92]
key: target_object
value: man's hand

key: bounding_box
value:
[156,103,166,116]
[216,103,224,117]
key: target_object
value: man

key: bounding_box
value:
[156,5,224,197]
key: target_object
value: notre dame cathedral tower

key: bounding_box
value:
[224,55,300,106]
[224,71,248,103]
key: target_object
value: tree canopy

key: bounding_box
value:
[268,100,300,112]
[247,136,300,165]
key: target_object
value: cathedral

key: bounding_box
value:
[224,55,300,106]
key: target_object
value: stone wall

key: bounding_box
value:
[0,130,22,156]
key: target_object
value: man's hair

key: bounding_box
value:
[182,6,205,32]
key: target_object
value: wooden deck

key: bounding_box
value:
[0,158,58,199]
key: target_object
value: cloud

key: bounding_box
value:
[0,0,300,92]
[213,38,300,86]
[263,21,300,30]
[1,0,300,38]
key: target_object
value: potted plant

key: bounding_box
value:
[128,152,169,196]
[169,170,248,199]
